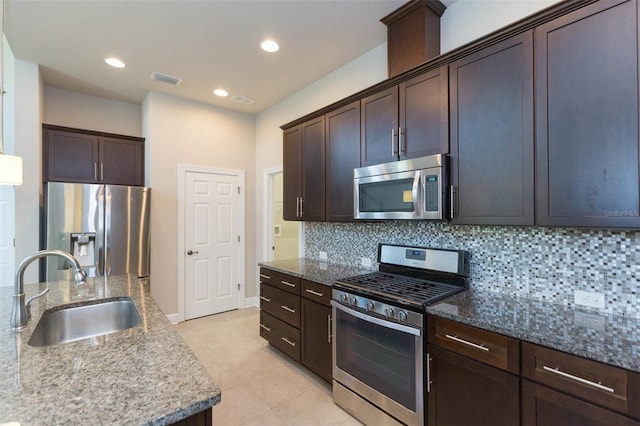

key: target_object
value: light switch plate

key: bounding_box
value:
[574,290,605,309]
[361,257,372,268]
[319,251,328,261]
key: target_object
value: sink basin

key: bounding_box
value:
[28,297,142,347]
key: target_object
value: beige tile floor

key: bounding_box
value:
[174,306,362,426]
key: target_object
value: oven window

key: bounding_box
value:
[335,307,417,411]
[359,178,415,212]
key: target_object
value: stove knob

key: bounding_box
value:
[366,301,375,311]
[398,311,408,322]
[340,293,348,303]
[349,296,358,306]
[385,308,395,318]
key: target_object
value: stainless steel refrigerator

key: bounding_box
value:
[44,182,151,281]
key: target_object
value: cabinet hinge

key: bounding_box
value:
[237,235,240,242]
[237,283,241,291]
[237,186,241,194]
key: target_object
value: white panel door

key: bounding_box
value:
[0,186,15,287]
[185,171,240,319]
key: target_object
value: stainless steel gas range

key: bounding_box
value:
[332,244,469,426]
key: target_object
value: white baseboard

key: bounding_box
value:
[166,313,180,324]
[244,296,259,308]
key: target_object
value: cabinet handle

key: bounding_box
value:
[259,324,271,332]
[281,280,297,288]
[281,337,296,347]
[399,127,405,154]
[450,186,456,219]
[327,314,332,343]
[94,162,98,180]
[281,305,296,314]
[391,128,397,156]
[259,296,271,303]
[259,273,271,280]
[299,197,304,218]
[305,289,324,297]
[542,366,615,393]
[426,353,433,393]
[445,334,489,352]
[100,163,104,181]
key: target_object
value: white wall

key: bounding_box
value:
[43,87,142,137]
[440,0,563,53]
[143,91,256,316]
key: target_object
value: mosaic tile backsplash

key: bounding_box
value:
[304,221,640,318]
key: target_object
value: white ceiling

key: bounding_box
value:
[4,0,453,115]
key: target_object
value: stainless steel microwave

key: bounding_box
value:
[354,154,448,220]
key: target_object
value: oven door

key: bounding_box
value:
[354,170,423,220]
[332,301,424,426]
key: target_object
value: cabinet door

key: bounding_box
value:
[450,31,534,225]
[427,344,519,426]
[301,117,325,221]
[283,126,302,221]
[536,0,640,227]
[100,137,144,186]
[325,101,360,221]
[44,128,99,183]
[301,298,332,383]
[399,65,448,159]
[522,380,639,426]
[361,87,399,166]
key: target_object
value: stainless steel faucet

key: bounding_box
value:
[11,249,87,330]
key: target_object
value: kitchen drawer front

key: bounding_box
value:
[301,279,331,306]
[260,283,301,328]
[259,311,301,362]
[428,316,520,374]
[259,268,301,295]
[522,342,640,419]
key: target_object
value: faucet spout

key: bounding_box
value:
[10,249,87,330]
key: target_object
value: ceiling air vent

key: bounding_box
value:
[150,72,182,86]
[230,95,255,105]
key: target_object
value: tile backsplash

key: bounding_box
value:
[304,221,640,318]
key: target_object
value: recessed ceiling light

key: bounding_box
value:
[261,40,279,53]
[214,89,229,97]
[105,57,126,68]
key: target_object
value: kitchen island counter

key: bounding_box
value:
[0,274,220,425]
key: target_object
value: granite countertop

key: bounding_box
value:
[0,274,221,425]
[258,258,374,287]
[260,257,640,374]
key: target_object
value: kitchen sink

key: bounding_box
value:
[28,297,142,347]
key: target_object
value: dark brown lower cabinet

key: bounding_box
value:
[172,407,213,426]
[301,298,332,383]
[522,380,639,426]
[427,344,519,426]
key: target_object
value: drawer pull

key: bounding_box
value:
[281,280,297,288]
[542,366,615,393]
[259,296,271,303]
[281,305,296,314]
[445,334,489,352]
[305,289,324,297]
[259,273,271,280]
[281,337,296,347]
[259,324,271,332]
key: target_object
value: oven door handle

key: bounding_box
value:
[331,301,421,336]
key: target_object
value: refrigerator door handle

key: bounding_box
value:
[104,185,112,276]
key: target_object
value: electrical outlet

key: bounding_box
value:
[574,311,605,331]
[361,257,372,268]
[319,251,328,261]
[574,290,605,309]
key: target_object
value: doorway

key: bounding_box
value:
[264,167,300,261]
[178,165,245,321]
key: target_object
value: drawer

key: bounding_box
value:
[301,279,331,306]
[260,283,301,328]
[522,342,640,419]
[428,316,520,374]
[260,311,301,362]
[259,268,300,295]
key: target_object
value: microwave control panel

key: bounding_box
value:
[424,175,439,211]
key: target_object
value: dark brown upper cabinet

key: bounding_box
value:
[325,101,360,221]
[43,125,145,186]
[535,0,640,228]
[360,65,448,167]
[282,117,326,221]
[449,31,534,226]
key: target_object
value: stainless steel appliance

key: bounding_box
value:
[354,154,448,220]
[332,244,469,426]
[44,182,151,280]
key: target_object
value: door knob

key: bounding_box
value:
[187,250,199,255]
